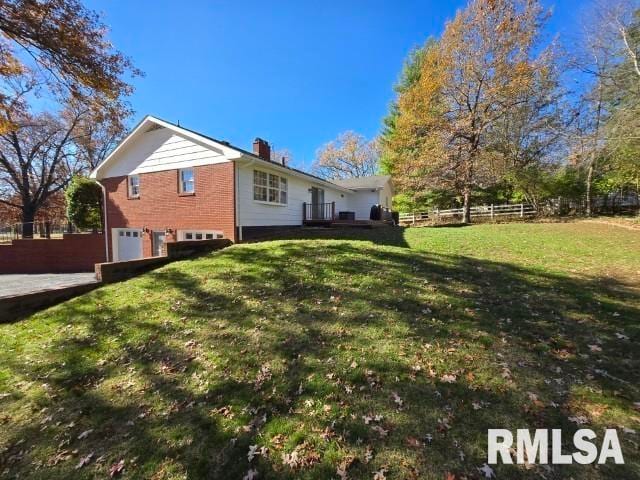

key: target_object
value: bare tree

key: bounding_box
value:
[0,79,91,236]
[312,131,379,180]
[571,0,640,214]
[270,147,293,166]
[71,100,129,170]
[593,0,640,80]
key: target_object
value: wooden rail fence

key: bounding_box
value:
[399,203,536,225]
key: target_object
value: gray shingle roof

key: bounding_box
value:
[333,175,391,190]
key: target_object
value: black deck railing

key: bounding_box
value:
[302,202,335,222]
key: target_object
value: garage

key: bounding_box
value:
[113,228,143,262]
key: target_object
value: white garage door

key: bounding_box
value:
[114,228,143,262]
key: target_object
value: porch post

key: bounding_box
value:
[331,201,335,220]
[302,202,307,222]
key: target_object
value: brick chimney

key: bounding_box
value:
[253,138,271,161]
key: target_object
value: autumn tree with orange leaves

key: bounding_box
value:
[0,0,139,133]
[0,0,138,232]
[388,0,563,223]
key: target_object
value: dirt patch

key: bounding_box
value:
[582,218,640,231]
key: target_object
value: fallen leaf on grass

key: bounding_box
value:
[46,449,74,466]
[336,456,355,480]
[75,452,93,469]
[248,445,259,462]
[371,425,389,438]
[77,429,93,440]
[437,418,451,433]
[281,442,320,470]
[363,414,383,425]
[477,463,495,478]
[243,468,258,480]
[441,374,456,383]
[109,459,125,477]
[568,415,589,425]
[527,392,545,408]
[405,436,422,448]
[364,445,374,463]
[373,468,387,480]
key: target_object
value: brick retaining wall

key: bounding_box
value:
[0,233,106,274]
[0,282,100,322]
[2,238,232,322]
[95,238,232,284]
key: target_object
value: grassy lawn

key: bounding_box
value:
[0,222,639,479]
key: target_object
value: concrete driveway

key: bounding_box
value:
[0,273,98,299]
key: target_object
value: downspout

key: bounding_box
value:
[96,180,110,262]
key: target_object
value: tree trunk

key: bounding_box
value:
[586,162,594,217]
[462,188,472,224]
[462,145,476,225]
[21,205,36,238]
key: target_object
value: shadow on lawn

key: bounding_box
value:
[245,225,412,248]
[1,232,639,479]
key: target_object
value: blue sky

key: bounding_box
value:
[86,0,588,169]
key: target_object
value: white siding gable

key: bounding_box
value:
[99,127,231,178]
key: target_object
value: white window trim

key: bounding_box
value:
[253,200,287,207]
[177,229,223,241]
[253,169,288,205]
[178,168,195,194]
[128,175,140,198]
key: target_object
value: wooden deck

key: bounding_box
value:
[302,202,394,228]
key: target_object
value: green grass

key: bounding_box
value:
[0,221,639,479]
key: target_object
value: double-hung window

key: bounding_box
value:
[253,170,268,201]
[179,168,195,194]
[253,170,287,205]
[279,177,287,204]
[128,175,140,198]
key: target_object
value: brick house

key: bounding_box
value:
[90,116,393,262]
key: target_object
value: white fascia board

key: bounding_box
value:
[237,155,354,194]
[90,115,242,179]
